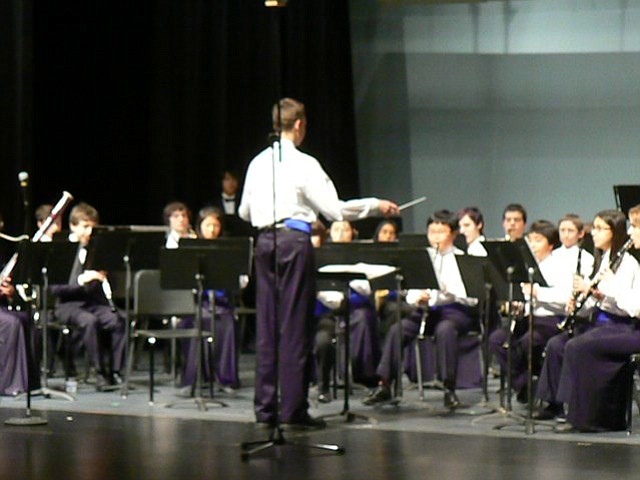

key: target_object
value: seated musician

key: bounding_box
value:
[502,203,528,241]
[458,206,486,256]
[0,275,40,395]
[488,220,572,403]
[553,205,640,432]
[34,204,62,242]
[314,220,382,403]
[178,206,241,394]
[50,203,126,390]
[363,210,479,408]
[552,213,594,279]
[536,209,634,421]
[164,201,197,249]
[373,219,398,243]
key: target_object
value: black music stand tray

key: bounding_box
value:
[14,241,78,403]
[160,238,252,411]
[87,227,165,395]
[315,242,399,417]
[475,239,552,434]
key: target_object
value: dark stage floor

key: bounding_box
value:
[1,354,640,479]
[1,407,639,480]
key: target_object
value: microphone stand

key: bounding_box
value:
[241,0,342,460]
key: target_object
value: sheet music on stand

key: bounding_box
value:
[315,242,400,291]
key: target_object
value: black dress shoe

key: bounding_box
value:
[362,385,392,406]
[533,403,564,421]
[554,422,578,433]
[282,415,326,431]
[111,372,123,386]
[444,390,460,409]
[516,385,529,404]
[95,374,108,392]
[256,420,277,430]
[318,390,332,404]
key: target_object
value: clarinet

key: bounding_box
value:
[558,237,634,334]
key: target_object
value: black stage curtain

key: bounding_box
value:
[1,1,359,232]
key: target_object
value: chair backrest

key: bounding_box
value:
[134,269,195,317]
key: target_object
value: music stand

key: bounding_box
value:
[13,241,78,402]
[160,238,252,411]
[480,239,549,434]
[86,227,165,394]
[4,241,48,425]
[314,242,398,422]
[614,185,640,214]
[394,246,440,404]
[451,254,495,415]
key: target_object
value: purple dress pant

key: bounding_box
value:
[0,308,41,395]
[489,315,562,392]
[254,230,315,424]
[558,322,639,431]
[377,304,475,390]
[180,301,240,388]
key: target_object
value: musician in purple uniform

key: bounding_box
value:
[50,203,126,390]
[179,207,240,393]
[314,221,382,403]
[489,220,571,403]
[0,276,40,395]
[239,97,399,429]
[536,209,631,420]
[554,206,640,432]
[363,210,479,408]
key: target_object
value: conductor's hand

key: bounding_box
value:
[378,200,400,217]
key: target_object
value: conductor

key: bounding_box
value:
[239,98,399,429]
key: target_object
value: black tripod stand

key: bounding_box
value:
[160,241,251,411]
[5,240,49,425]
[474,239,554,433]
[14,241,78,402]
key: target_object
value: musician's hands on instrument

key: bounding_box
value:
[591,288,606,302]
[566,296,577,314]
[0,277,15,297]
[416,289,431,305]
[520,282,538,299]
[81,270,108,283]
[572,274,589,296]
[378,200,400,217]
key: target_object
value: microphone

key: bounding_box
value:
[18,171,29,188]
[18,171,32,234]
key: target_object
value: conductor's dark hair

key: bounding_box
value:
[426,210,458,232]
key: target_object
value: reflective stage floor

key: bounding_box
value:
[1,355,639,479]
